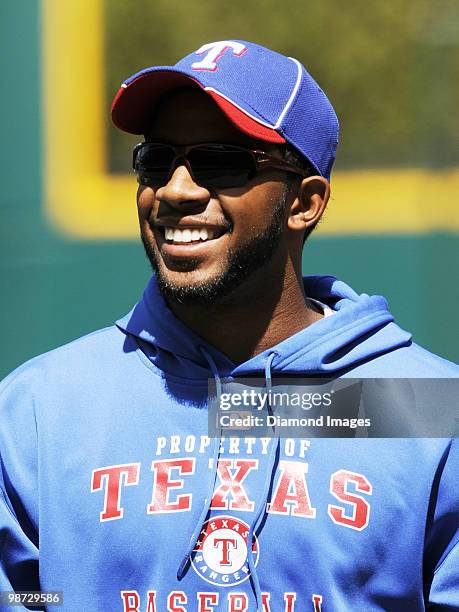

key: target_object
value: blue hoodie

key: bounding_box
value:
[0,275,458,612]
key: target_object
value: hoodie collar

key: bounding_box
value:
[116,275,235,374]
[116,275,411,378]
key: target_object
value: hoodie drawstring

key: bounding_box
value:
[177,349,280,612]
[177,346,222,580]
[248,352,280,611]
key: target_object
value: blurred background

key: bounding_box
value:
[1,0,458,378]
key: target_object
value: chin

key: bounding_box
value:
[156,270,230,307]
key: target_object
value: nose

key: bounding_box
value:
[154,164,211,210]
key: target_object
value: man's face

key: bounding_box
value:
[137,88,295,306]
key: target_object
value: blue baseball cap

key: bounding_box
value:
[111,40,339,179]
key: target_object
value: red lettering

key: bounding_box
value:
[91,463,140,521]
[148,459,195,513]
[197,592,219,611]
[228,593,249,612]
[120,591,140,612]
[214,537,237,565]
[268,461,316,518]
[328,469,372,530]
[284,592,296,612]
[262,592,271,611]
[211,459,257,511]
[312,594,323,612]
[168,591,187,612]
[146,591,157,612]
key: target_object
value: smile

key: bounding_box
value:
[161,226,227,244]
[164,227,215,243]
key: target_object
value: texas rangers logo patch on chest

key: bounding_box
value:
[191,515,259,586]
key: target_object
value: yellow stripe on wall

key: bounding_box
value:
[42,0,459,239]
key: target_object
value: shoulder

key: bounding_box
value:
[406,343,459,376]
[0,324,134,398]
[350,341,459,377]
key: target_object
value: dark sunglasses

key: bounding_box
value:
[132,142,310,189]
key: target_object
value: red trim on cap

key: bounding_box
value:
[111,72,201,134]
[111,86,125,113]
[111,70,285,144]
[205,90,285,143]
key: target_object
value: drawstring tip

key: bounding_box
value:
[176,556,189,580]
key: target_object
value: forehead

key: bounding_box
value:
[147,87,275,150]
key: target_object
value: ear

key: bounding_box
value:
[288,176,330,233]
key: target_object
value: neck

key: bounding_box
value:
[168,261,322,365]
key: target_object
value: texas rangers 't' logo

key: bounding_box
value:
[191,515,259,586]
[191,41,247,72]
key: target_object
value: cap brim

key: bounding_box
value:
[111,68,285,144]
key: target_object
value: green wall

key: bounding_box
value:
[0,2,457,380]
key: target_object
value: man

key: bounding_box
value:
[0,40,458,612]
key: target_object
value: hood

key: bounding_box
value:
[116,274,412,379]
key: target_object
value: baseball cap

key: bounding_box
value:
[111,40,339,179]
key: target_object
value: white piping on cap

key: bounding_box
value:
[203,86,277,129]
[274,57,303,129]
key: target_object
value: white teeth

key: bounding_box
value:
[164,227,217,243]
[182,229,192,242]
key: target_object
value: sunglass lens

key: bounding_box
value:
[134,144,174,186]
[189,146,255,188]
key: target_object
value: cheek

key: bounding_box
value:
[224,182,287,231]
[136,186,156,221]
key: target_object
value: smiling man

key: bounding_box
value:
[0,41,458,612]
